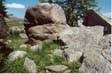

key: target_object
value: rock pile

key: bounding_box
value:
[23,3,111,73]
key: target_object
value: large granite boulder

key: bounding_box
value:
[24,3,68,45]
[83,10,111,35]
[57,26,111,73]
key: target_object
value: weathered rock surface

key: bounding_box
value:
[59,26,104,51]
[24,3,69,45]
[79,46,111,73]
[57,26,111,73]
[98,34,111,49]
[27,24,69,45]
[8,51,27,61]
[24,58,37,73]
[101,48,111,62]
[83,10,111,35]
[45,65,68,73]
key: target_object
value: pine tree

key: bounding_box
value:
[0,0,8,38]
[0,0,7,17]
[39,0,97,26]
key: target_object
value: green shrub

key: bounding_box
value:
[3,58,25,73]
[4,34,27,50]
[25,43,61,72]
[62,61,81,73]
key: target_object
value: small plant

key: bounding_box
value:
[4,34,28,50]
[26,43,61,72]
[3,58,26,73]
[62,61,81,73]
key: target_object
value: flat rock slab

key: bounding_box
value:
[45,65,68,73]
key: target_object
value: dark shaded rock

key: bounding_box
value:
[0,42,13,72]
[83,10,111,35]
[0,42,13,57]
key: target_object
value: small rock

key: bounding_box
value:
[48,54,53,59]
[0,39,4,43]
[20,44,28,48]
[79,46,111,73]
[24,57,37,73]
[8,51,27,61]
[46,70,51,73]
[5,40,12,44]
[64,69,71,73]
[53,49,63,58]
[30,45,42,52]
[19,33,28,39]
[64,49,83,62]
[45,65,68,73]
